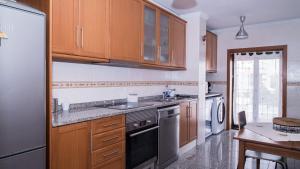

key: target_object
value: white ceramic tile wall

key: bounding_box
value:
[206,18,300,118]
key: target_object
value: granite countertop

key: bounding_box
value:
[52,96,198,127]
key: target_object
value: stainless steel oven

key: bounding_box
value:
[126,108,158,169]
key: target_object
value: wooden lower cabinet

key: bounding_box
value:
[189,101,198,141]
[51,115,125,169]
[91,115,125,169]
[179,100,198,147]
[179,101,189,146]
[52,122,91,169]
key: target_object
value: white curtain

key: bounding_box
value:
[233,51,282,124]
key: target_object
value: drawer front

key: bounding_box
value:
[93,156,124,169]
[92,141,125,167]
[92,127,125,151]
[92,115,125,134]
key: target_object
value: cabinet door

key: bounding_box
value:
[52,0,79,55]
[52,122,90,169]
[158,12,171,65]
[179,102,189,147]
[79,0,108,58]
[143,3,157,63]
[110,0,142,62]
[189,101,198,141]
[206,31,217,72]
[172,17,186,68]
[211,32,217,71]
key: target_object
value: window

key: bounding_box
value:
[233,51,282,124]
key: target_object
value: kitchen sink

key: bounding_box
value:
[155,95,195,102]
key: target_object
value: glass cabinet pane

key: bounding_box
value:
[143,6,156,62]
[159,14,170,64]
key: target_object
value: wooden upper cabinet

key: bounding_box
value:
[52,122,90,169]
[79,0,108,58]
[52,0,107,59]
[206,31,217,73]
[110,0,142,62]
[172,17,186,68]
[142,3,158,64]
[189,101,198,141]
[158,11,171,65]
[52,0,186,69]
[52,0,78,55]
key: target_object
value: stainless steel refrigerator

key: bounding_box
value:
[0,1,46,169]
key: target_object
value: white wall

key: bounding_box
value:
[206,18,300,118]
[53,62,171,103]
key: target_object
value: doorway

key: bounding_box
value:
[226,46,287,129]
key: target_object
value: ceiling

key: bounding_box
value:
[152,0,300,30]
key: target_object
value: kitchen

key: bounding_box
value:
[0,0,300,169]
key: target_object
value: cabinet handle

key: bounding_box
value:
[158,46,161,57]
[186,106,189,118]
[103,150,119,158]
[157,46,161,58]
[90,130,92,154]
[76,26,80,48]
[103,122,120,128]
[102,136,119,142]
[171,50,174,64]
[80,27,84,48]
[141,43,143,57]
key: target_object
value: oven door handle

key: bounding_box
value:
[129,126,160,137]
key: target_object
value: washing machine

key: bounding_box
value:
[212,96,226,134]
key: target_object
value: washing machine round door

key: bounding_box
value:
[217,102,225,124]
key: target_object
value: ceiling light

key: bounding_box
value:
[236,16,248,39]
[172,0,197,9]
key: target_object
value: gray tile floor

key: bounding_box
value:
[166,130,300,169]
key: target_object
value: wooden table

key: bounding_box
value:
[234,128,300,169]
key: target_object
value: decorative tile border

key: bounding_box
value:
[208,81,300,87]
[53,81,199,89]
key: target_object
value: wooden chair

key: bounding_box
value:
[237,111,288,169]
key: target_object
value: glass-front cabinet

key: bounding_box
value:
[142,2,185,68]
[143,5,157,63]
[159,12,170,65]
